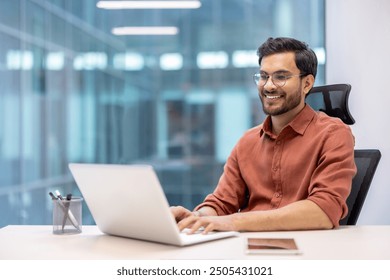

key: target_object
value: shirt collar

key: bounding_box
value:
[260,105,316,137]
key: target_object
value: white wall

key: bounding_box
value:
[326,0,390,224]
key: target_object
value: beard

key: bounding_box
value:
[260,85,303,116]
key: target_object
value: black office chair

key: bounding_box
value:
[339,149,381,225]
[306,84,381,225]
[306,83,355,125]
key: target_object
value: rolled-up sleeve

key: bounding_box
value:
[306,123,356,227]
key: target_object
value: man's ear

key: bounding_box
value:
[303,74,315,96]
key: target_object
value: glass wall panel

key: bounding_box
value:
[0,0,325,227]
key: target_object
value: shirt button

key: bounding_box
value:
[276,140,281,145]
[275,193,281,198]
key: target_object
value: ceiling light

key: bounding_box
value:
[112,26,179,35]
[232,50,258,68]
[197,51,229,69]
[160,53,183,70]
[97,1,201,9]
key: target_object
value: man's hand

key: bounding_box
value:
[170,206,194,222]
[170,206,237,234]
[177,214,237,234]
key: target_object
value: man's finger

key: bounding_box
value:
[177,215,197,231]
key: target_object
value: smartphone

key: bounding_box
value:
[246,238,302,255]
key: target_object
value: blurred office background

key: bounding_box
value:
[0,0,325,226]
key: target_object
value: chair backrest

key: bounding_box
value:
[306,83,355,125]
[340,149,381,225]
[306,84,381,225]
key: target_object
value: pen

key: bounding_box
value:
[55,190,64,200]
[61,194,72,231]
[49,192,57,200]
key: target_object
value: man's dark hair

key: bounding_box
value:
[257,37,318,78]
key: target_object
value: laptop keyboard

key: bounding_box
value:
[181,228,217,235]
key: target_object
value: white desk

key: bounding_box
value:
[0,225,389,260]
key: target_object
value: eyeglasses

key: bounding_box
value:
[253,72,304,87]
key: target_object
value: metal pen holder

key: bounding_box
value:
[52,197,83,235]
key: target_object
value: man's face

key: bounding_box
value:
[258,52,306,116]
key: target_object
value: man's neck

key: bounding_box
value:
[270,105,305,135]
[271,116,289,135]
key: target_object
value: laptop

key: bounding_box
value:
[68,163,239,246]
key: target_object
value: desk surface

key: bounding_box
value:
[1,225,389,260]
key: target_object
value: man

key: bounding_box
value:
[171,37,356,233]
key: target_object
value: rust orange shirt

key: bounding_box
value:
[196,105,356,227]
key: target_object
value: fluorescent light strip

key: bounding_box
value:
[97,1,201,9]
[112,26,179,35]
